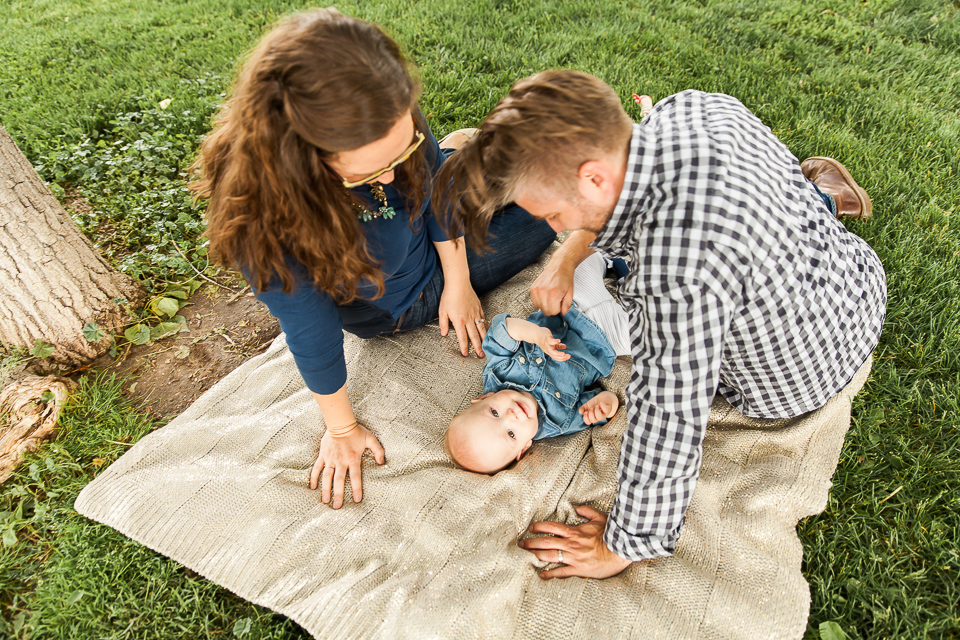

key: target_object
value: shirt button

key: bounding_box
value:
[535,357,543,364]
[518,356,526,364]
[555,391,562,398]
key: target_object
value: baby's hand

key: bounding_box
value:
[535,327,569,361]
[579,391,620,425]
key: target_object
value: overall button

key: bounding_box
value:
[535,357,543,364]
[518,356,526,364]
[555,391,562,398]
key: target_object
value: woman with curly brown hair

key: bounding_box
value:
[190,8,554,509]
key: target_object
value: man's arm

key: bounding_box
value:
[602,286,730,561]
[530,230,597,315]
[519,285,733,576]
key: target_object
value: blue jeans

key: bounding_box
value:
[393,204,556,332]
[811,182,837,217]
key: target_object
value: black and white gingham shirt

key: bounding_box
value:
[593,91,886,561]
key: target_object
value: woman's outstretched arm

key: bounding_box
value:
[253,275,385,508]
[309,384,385,509]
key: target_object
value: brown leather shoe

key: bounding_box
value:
[800,156,872,220]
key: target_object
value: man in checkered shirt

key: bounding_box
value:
[435,70,886,579]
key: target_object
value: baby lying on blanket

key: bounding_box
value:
[446,252,631,474]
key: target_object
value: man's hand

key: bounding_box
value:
[518,505,633,579]
[530,231,597,315]
[529,257,576,316]
[579,390,620,425]
[309,423,386,509]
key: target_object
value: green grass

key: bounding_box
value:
[0,375,306,640]
[1,0,958,638]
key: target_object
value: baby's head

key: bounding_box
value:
[446,389,540,474]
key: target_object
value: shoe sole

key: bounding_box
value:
[438,128,478,151]
[806,156,872,221]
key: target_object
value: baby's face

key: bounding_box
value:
[447,389,540,474]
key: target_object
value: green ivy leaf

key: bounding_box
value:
[82,322,107,343]
[12,610,26,634]
[29,340,55,359]
[164,289,189,300]
[124,324,151,345]
[171,314,187,326]
[2,528,16,547]
[820,621,847,640]
[109,342,119,358]
[233,617,252,637]
[40,391,55,403]
[150,322,182,340]
[153,297,181,318]
[66,590,86,606]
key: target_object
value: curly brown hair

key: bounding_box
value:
[190,8,431,302]
[433,70,633,250]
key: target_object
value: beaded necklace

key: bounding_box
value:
[356,184,396,222]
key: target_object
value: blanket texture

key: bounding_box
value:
[76,245,870,640]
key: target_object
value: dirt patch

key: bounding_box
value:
[62,188,95,217]
[0,187,282,422]
[84,281,280,421]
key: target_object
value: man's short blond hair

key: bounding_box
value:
[433,70,634,250]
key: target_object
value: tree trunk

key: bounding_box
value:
[0,126,144,367]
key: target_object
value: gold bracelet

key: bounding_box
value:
[327,420,360,438]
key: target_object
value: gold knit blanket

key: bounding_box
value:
[76,244,870,640]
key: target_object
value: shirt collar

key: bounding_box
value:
[594,122,650,251]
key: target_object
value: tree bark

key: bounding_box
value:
[0,126,144,367]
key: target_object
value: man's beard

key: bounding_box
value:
[574,194,613,234]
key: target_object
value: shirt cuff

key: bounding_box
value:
[603,513,683,562]
[482,313,520,352]
[296,355,348,395]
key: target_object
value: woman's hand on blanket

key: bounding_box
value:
[439,278,487,358]
[310,423,385,509]
[519,505,633,580]
[579,391,619,425]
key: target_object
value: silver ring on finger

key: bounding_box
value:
[557,549,564,564]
